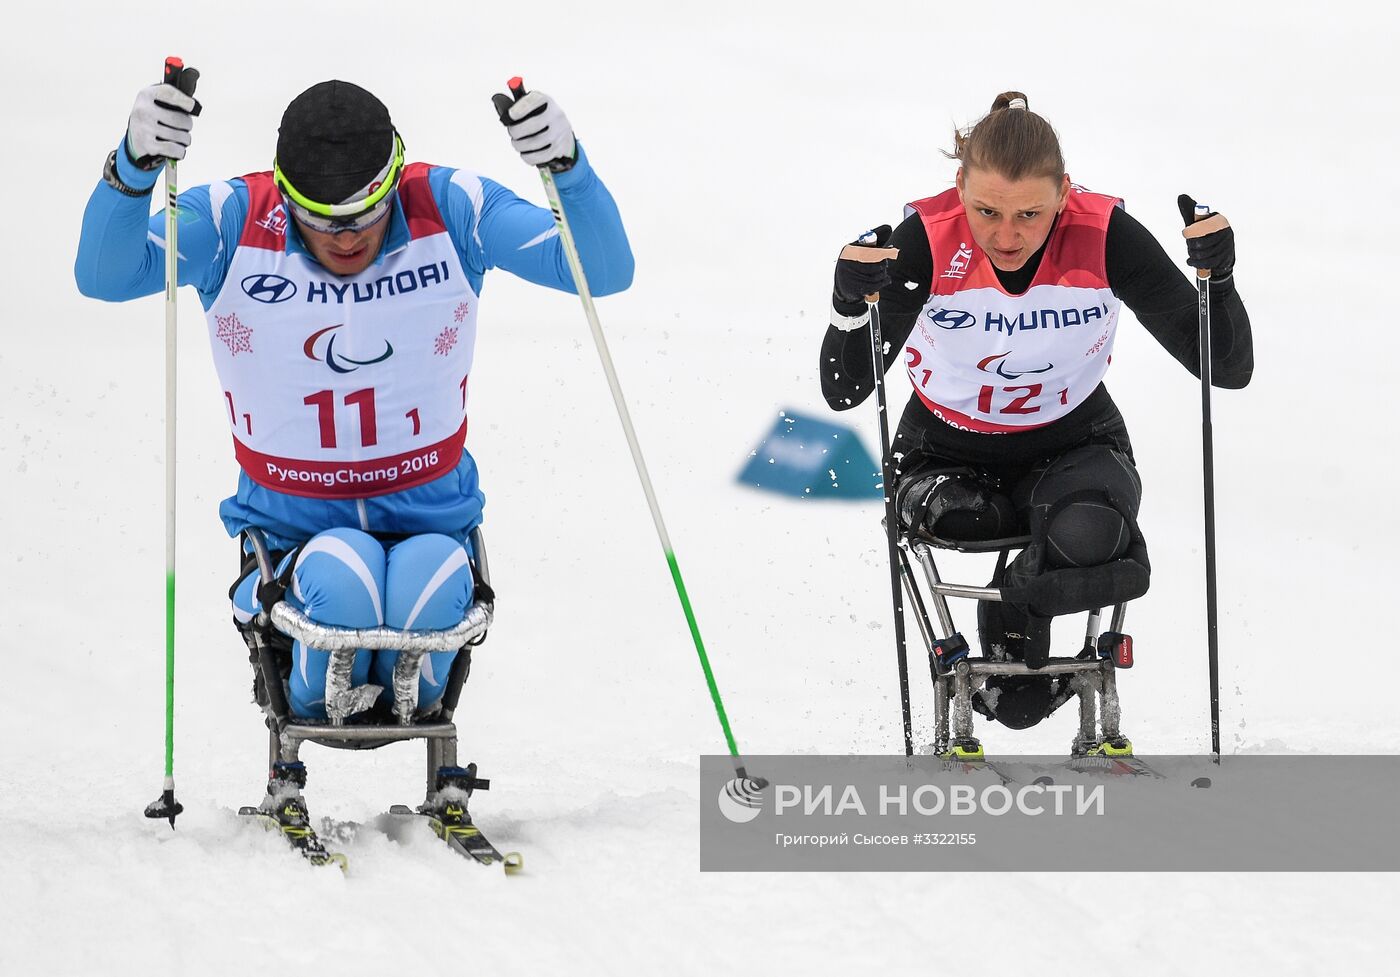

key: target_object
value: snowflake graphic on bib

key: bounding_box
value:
[434,326,459,356]
[216,313,253,356]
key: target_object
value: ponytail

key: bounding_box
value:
[945,91,1065,182]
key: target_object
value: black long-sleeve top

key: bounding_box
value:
[820,205,1253,471]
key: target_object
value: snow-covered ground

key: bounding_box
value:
[2,1,1395,973]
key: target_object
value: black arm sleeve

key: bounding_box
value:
[819,213,933,410]
[1106,207,1254,388]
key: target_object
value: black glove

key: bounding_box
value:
[1177,193,1234,282]
[832,224,894,313]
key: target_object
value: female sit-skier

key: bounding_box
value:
[820,92,1252,732]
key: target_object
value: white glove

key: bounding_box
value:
[500,90,576,169]
[125,82,199,169]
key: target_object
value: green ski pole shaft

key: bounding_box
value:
[495,78,752,778]
[144,56,199,827]
[163,128,179,789]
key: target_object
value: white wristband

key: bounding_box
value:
[830,306,871,332]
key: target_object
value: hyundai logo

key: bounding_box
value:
[241,274,297,304]
[929,308,976,330]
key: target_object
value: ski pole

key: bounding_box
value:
[492,79,760,784]
[144,56,199,828]
[1186,201,1225,763]
[839,237,913,756]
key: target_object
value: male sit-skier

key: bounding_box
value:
[76,68,633,840]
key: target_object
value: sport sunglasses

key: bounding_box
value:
[273,133,405,234]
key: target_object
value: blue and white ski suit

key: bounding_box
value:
[76,138,633,717]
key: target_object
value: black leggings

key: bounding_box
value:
[898,443,1143,568]
[893,405,1150,728]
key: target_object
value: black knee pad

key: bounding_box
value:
[935,494,1017,542]
[1045,497,1130,568]
[896,470,1015,542]
[1002,488,1150,617]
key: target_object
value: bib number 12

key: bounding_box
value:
[975,384,1070,416]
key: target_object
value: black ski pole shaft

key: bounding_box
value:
[870,303,914,756]
[841,236,913,756]
[1189,202,1222,763]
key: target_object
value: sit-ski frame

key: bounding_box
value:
[240,525,493,807]
[897,530,1134,760]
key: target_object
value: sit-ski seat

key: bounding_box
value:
[235,525,494,807]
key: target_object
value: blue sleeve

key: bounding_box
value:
[431,142,634,297]
[75,143,248,309]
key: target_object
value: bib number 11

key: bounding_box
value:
[304,388,377,448]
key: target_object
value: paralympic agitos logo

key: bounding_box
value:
[241,274,297,304]
[977,351,1054,381]
[303,325,394,374]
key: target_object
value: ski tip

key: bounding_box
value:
[307,851,349,873]
[503,852,524,876]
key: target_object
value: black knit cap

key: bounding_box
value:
[276,80,397,206]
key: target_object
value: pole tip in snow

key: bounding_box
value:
[722,776,767,813]
[735,763,768,791]
[144,786,184,829]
